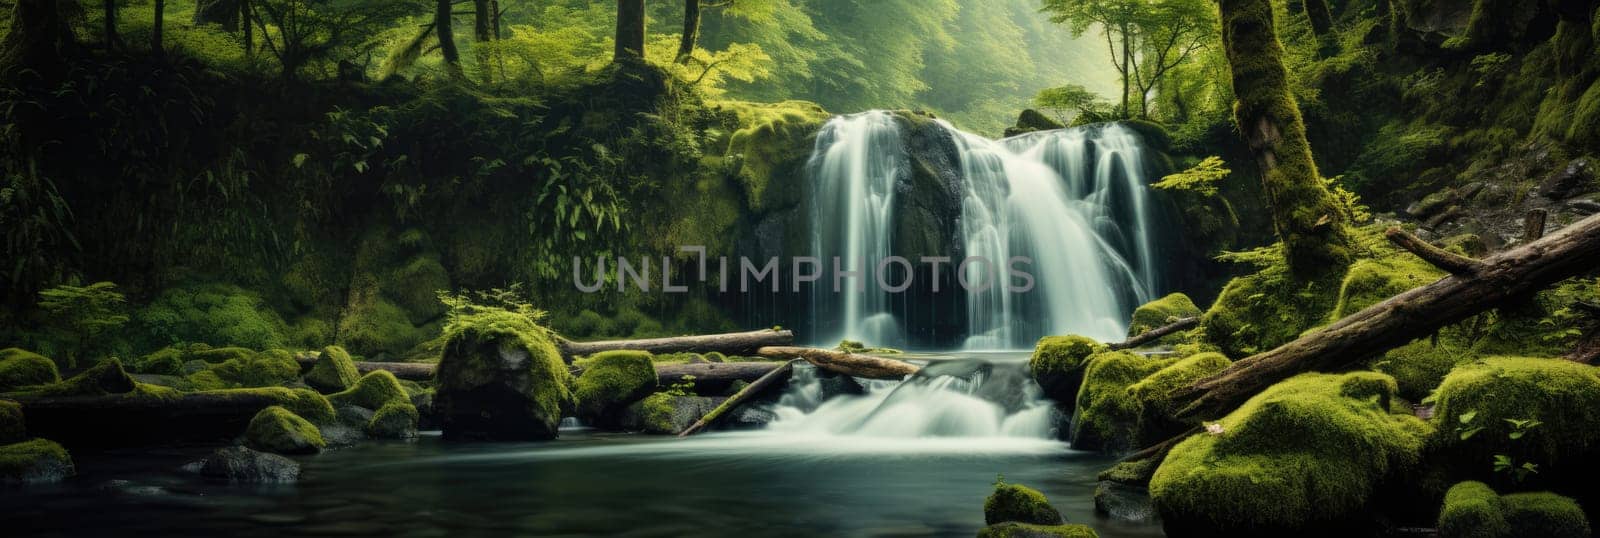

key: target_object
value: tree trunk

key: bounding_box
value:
[288,356,787,385]
[103,0,121,50]
[678,360,798,436]
[193,0,241,32]
[436,0,463,79]
[1119,24,1131,117]
[1218,0,1354,276]
[1305,0,1332,36]
[614,0,646,62]
[152,0,166,56]
[756,346,920,379]
[675,0,700,64]
[1168,213,1600,420]
[491,0,502,39]
[558,329,795,360]
[471,0,492,83]
[242,0,253,56]
[1,0,79,74]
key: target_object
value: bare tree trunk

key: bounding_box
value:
[103,0,121,50]
[471,0,492,83]
[1305,0,1332,36]
[1218,0,1354,275]
[1168,213,1600,420]
[675,0,699,65]
[436,0,463,79]
[152,0,166,57]
[241,0,253,57]
[614,0,646,62]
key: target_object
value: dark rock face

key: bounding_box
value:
[410,391,438,431]
[1004,109,1065,138]
[1540,158,1595,200]
[194,446,300,484]
[435,330,572,442]
[1094,481,1156,523]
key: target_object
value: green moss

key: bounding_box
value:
[1501,492,1591,538]
[1128,293,1201,342]
[1439,481,1508,538]
[134,283,289,351]
[976,522,1099,538]
[1029,335,1105,404]
[716,100,830,214]
[366,402,420,439]
[0,438,74,484]
[0,400,23,445]
[1429,358,1600,479]
[1370,340,1474,401]
[1097,457,1160,487]
[128,346,186,376]
[434,309,576,439]
[1128,352,1232,422]
[329,370,409,411]
[573,350,659,426]
[244,405,325,455]
[0,348,61,391]
[1438,481,1591,538]
[629,393,680,434]
[1149,372,1431,532]
[1199,246,1343,357]
[185,348,301,391]
[985,481,1065,525]
[306,345,361,394]
[1332,255,1444,319]
[1069,351,1175,452]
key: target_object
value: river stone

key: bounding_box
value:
[0,439,74,485]
[1540,158,1595,199]
[193,446,300,483]
[1094,481,1156,523]
[410,390,438,430]
[434,320,573,441]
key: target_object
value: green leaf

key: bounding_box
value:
[292,153,310,168]
[1459,411,1477,424]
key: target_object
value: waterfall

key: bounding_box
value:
[763,359,1055,439]
[804,111,1158,349]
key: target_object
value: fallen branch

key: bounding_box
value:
[1109,317,1199,350]
[298,357,784,385]
[1385,227,1485,275]
[756,346,920,379]
[678,359,799,436]
[1171,213,1600,421]
[558,329,795,360]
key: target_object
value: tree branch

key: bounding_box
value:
[1384,226,1486,275]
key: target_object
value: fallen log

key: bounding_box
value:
[558,328,795,360]
[678,359,799,436]
[756,346,920,379]
[8,389,316,447]
[1169,215,1600,421]
[297,357,785,385]
[1109,317,1199,351]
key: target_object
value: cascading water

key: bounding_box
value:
[805,111,1159,349]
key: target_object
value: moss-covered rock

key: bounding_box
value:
[1438,481,1591,538]
[976,522,1099,538]
[1149,372,1430,535]
[366,402,420,439]
[985,481,1065,525]
[186,348,301,391]
[306,345,360,394]
[1127,352,1232,428]
[573,350,658,428]
[1428,357,1600,486]
[1029,335,1105,405]
[1370,340,1474,401]
[244,405,325,455]
[128,345,187,376]
[329,370,409,411]
[269,387,337,424]
[716,100,831,215]
[1199,249,1343,357]
[29,359,138,397]
[1069,351,1174,452]
[0,438,74,485]
[0,400,23,445]
[1331,254,1443,318]
[434,311,576,441]
[1127,293,1202,343]
[0,348,60,391]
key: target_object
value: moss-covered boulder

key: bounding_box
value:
[0,438,74,485]
[0,348,60,392]
[1127,293,1202,342]
[306,345,360,394]
[1331,254,1443,319]
[985,482,1065,525]
[1199,253,1342,357]
[244,405,326,455]
[1029,335,1104,405]
[620,393,719,434]
[1369,340,1474,401]
[434,311,576,441]
[1438,481,1591,538]
[976,522,1100,538]
[329,370,409,411]
[1127,352,1231,432]
[1068,351,1173,452]
[187,348,301,391]
[1149,372,1430,536]
[1428,358,1600,488]
[0,400,23,445]
[366,402,420,439]
[573,350,658,428]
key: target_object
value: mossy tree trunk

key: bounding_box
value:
[615,0,646,62]
[435,0,463,80]
[0,0,79,76]
[472,0,492,83]
[1218,0,1354,276]
[241,0,253,56]
[675,0,700,65]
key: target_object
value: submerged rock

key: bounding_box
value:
[1093,481,1156,523]
[193,446,300,484]
[0,438,75,485]
[434,312,574,441]
[245,406,326,455]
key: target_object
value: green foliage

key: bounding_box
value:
[1429,358,1600,488]
[1439,481,1591,538]
[135,283,289,352]
[984,480,1065,525]
[572,350,659,426]
[186,348,301,391]
[1200,244,1343,357]
[250,0,427,80]
[0,348,61,392]
[245,405,326,454]
[1370,340,1474,402]
[1033,84,1110,124]
[1127,293,1202,341]
[1149,372,1430,532]
[35,281,129,367]
[0,400,23,445]
[1153,156,1229,197]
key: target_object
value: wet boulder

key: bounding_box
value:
[0,438,75,485]
[573,350,658,429]
[192,446,300,484]
[245,406,326,455]
[366,402,420,440]
[434,313,575,441]
[1539,158,1595,200]
[985,481,1065,525]
[305,345,360,394]
[1029,335,1104,406]
[1127,293,1201,343]
[621,393,719,434]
